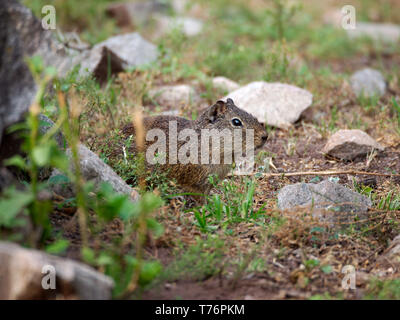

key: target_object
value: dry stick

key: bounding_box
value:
[124,108,146,297]
[234,170,400,178]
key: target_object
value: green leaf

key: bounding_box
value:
[82,247,96,265]
[310,176,321,183]
[45,66,57,77]
[61,83,71,92]
[46,239,69,254]
[146,218,164,238]
[48,174,70,185]
[97,253,114,266]
[305,259,320,268]
[321,265,333,274]
[49,148,69,172]
[4,155,27,170]
[139,261,162,286]
[27,55,44,75]
[32,144,52,166]
[0,188,33,228]
[140,193,164,214]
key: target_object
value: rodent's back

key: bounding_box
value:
[122,115,193,139]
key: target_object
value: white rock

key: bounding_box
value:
[172,0,188,14]
[50,144,140,202]
[212,76,240,93]
[0,242,114,299]
[224,82,313,129]
[148,84,198,108]
[347,22,400,44]
[155,16,203,37]
[350,68,386,98]
[79,33,158,80]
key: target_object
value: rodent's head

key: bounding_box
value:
[196,98,268,152]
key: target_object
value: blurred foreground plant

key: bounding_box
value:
[0,56,164,297]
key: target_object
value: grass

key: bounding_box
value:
[24,0,121,44]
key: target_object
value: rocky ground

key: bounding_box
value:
[1,0,400,299]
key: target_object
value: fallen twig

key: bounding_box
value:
[233,170,400,178]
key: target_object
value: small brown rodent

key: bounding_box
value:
[122,98,267,203]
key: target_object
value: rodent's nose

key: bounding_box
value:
[261,135,268,142]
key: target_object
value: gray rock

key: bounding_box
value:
[376,235,400,270]
[148,84,198,108]
[350,68,386,98]
[277,180,372,226]
[212,76,240,93]
[154,16,204,37]
[50,144,140,201]
[322,129,384,161]
[347,22,400,44]
[0,1,81,146]
[79,33,158,82]
[224,82,313,129]
[0,241,114,299]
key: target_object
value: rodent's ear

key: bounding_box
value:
[226,98,235,105]
[208,100,227,123]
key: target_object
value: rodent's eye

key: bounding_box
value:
[231,118,243,127]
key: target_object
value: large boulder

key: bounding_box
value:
[50,144,140,201]
[224,82,313,129]
[212,76,240,93]
[322,129,384,161]
[0,0,81,147]
[79,33,158,82]
[0,241,113,299]
[350,68,386,98]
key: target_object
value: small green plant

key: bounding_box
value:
[2,56,67,246]
[365,278,400,300]
[81,191,164,297]
[192,176,266,232]
[265,0,302,40]
[354,179,400,211]
[0,56,165,297]
[358,94,380,113]
[328,105,339,132]
[392,97,400,135]
[264,41,291,82]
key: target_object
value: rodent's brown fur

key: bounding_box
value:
[122,99,267,202]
